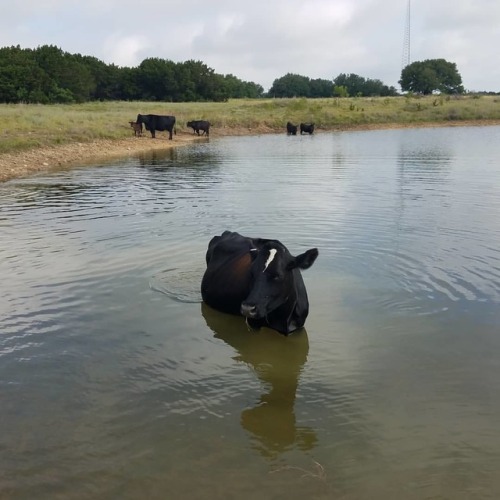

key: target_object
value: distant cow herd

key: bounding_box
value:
[128,115,315,139]
[286,122,315,135]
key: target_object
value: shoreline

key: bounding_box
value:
[0,133,202,183]
[1,119,500,183]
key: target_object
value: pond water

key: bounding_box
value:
[1,126,500,499]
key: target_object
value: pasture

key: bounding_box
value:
[1,95,500,154]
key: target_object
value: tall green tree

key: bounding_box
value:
[333,73,397,97]
[269,74,310,97]
[80,55,123,100]
[34,45,95,102]
[399,59,464,94]
[181,60,219,101]
[223,74,264,99]
[136,57,178,101]
[268,74,332,98]
[309,78,333,98]
[0,46,53,103]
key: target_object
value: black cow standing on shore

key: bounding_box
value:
[136,114,176,139]
[187,120,210,137]
[300,123,315,135]
[286,122,298,135]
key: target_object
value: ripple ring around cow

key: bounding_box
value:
[150,266,204,304]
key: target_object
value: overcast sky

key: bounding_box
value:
[1,0,498,92]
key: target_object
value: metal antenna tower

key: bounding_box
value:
[402,0,411,69]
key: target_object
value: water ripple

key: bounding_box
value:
[150,266,204,303]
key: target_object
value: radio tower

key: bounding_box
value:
[402,0,411,70]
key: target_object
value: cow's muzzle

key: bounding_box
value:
[240,302,258,318]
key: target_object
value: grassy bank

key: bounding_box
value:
[1,95,500,154]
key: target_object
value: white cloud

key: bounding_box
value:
[102,35,150,68]
[0,0,499,91]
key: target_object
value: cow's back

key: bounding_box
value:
[137,114,175,138]
[201,232,254,314]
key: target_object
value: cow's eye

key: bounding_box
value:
[269,273,282,281]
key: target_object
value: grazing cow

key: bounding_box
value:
[201,231,318,335]
[187,120,210,137]
[129,121,142,136]
[286,122,298,135]
[300,123,315,135]
[136,114,176,140]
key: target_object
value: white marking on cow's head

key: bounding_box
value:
[263,248,277,272]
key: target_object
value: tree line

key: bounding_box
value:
[0,44,468,104]
[268,59,465,98]
[268,73,399,98]
[0,45,264,103]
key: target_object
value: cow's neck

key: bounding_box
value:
[266,295,298,335]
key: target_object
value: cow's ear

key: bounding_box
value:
[287,248,318,270]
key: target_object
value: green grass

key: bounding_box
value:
[1,95,500,154]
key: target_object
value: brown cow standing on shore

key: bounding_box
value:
[129,121,142,137]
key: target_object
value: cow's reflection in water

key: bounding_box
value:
[202,303,317,459]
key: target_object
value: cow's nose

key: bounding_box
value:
[241,303,257,318]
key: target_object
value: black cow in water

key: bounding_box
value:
[286,122,298,135]
[187,120,210,136]
[201,231,318,335]
[136,114,176,139]
[300,123,315,135]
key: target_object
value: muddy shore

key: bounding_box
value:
[0,134,204,183]
[1,120,499,183]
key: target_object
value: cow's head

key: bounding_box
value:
[129,120,142,132]
[240,241,318,331]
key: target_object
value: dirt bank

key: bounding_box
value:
[1,120,499,183]
[0,133,205,183]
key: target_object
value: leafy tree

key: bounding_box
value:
[181,60,220,101]
[309,78,333,98]
[136,58,176,101]
[80,55,123,100]
[240,81,264,99]
[363,78,397,97]
[34,45,95,102]
[223,74,264,99]
[269,73,309,97]
[115,66,141,101]
[333,73,365,96]
[333,73,397,97]
[399,59,464,95]
[333,85,349,98]
[0,46,54,103]
[268,73,332,98]
[209,74,230,102]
